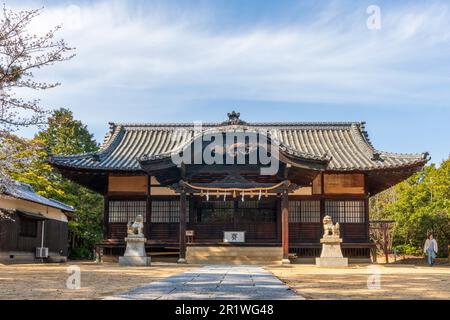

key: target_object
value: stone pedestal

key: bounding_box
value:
[119,237,151,266]
[315,237,348,267]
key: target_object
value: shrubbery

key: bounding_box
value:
[13,109,103,259]
[371,158,450,258]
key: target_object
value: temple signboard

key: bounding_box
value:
[223,231,245,243]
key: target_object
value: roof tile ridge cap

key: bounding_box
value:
[50,148,100,161]
[15,181,33,191]
[111,122,219,127]
[51,124,124,162]
[98,123,124,153]
[379,150,430,160]
[249,121,356,127]
[349,123,429,162]
[5,181,33,196]
[358,157,430,171]
[350,122,378,155]
[87,124,129,163]
[112,121,357,128]
[47,198,75,211]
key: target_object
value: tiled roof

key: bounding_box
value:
[1,181,75,213]
[50,121,428,172]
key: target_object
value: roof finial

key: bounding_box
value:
[224,110,246,125]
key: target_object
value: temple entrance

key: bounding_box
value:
[195,198,277,225]
[190,198,279,244]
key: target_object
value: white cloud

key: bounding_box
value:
[9,0,450,125]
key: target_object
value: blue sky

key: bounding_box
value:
[10,0,450,164]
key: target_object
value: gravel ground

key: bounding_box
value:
[0,261,193,300]
[1,261,449,300]
[266,263,450,300]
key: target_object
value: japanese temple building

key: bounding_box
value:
[50,112,428,264]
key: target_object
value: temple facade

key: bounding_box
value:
[50,112,428,264]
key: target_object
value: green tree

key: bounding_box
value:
[13,108,103,259]
[371,157,450,257]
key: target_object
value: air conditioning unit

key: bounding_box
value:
[36,247,49,258]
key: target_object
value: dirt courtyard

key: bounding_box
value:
[1,261,450,300]
[266,264,450,300]
[0,262,193,300]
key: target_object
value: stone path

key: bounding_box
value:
[106,265,304,300]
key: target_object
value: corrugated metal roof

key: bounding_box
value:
[2,182,75,212]
[50,120,428,172]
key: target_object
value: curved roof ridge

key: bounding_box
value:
[350,123,376,155]
[109,121,362,128]
[379,150,429,159]
[50,150,97,161]
[51,124,126,162]
[97,124,125,155]
[349,123,428,161]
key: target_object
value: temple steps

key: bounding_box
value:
[186,246,283,265]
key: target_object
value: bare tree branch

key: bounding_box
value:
[0,5,75,206]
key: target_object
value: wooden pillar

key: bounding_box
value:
[178,189,187,263]
[103,195,109,239]
[364,174,370,243]
[281,188,290,264]
[146,175,151,239]
[383,222,389,264]
[276,198,282,243]
[365,196,370,242]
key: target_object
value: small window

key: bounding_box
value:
[324,200,366,223]
[289,200,321,223]
[108,200,146,223]
[20,217,38,237]
[151,200,188,223]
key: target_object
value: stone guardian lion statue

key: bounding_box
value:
[127,214,144,237]
[322,215,340,238]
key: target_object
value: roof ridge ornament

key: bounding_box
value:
[224,111,247,125]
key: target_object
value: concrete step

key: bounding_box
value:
[189,257,282,265]
[187,253,283,258]
[186,246,283,264]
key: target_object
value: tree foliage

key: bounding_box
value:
[370,158,450,257]
[13,108,103,259]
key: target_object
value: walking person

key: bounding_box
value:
[423,234,438,266]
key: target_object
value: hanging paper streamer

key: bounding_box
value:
[241,191,245,202]
[258,189,262,200]
[206,190,210,201]
[223,193,226,202]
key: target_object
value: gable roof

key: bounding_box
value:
[1,181,75,213]
[50,120,428,172]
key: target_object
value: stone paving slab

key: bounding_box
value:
[106,265,304,300]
